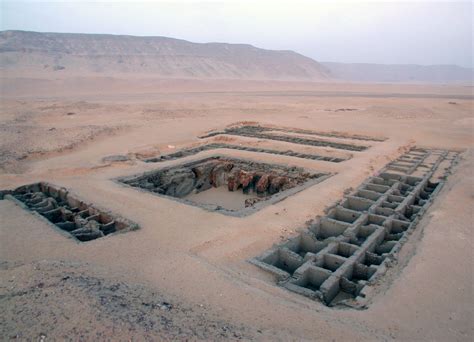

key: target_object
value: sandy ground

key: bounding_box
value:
[0,78,473,341]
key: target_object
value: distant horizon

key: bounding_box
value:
[2,29,472,70]
[1,1,472,68]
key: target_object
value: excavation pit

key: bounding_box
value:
[142,143,349,163]
[251,148,460,308]
[0,182,139,242]
[118,156,332,216]
[200,125,370,151]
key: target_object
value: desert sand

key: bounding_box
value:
[0,75,473,341]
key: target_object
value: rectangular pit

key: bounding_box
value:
[143,143,349,163]
[251,148,460,308]
[1,182,139,242]
[200,125,373,151]
[118,156,332,216]
[202,124,386,142]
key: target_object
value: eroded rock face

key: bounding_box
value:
[163,169,196,198]
[141,168,197,198]
[226,168,241,192]
[121,156,325,208]
[238,170,254,191]
[210,162,234,188]
[256,174,270,194]
[269,176,288,195]
[192,161,219,193]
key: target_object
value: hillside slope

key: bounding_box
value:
[322,62,473,84]
[0,30,331,81]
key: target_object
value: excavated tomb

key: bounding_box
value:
[200,125,377,151]
[251,148,460,308]
[0,182,139,242]
[118,156,332,216]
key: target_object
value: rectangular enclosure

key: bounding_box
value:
[118,156,332,216]
[1,182,139,242]
[251,148,460,308]
[142,143,349,163]
[200,125,372,151]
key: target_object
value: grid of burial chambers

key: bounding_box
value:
[251,148,459,308]
[0,182,138,242]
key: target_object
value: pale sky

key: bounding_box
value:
[1,0,472,67]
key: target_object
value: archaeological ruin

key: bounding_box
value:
[143,143,348,163]
[251,148,459,308]
[119,156,332,216]
[0,183,139,242]
[200,125,376,151]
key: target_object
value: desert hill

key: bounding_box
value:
[0,30,331,81]
[2,30,470,84]
[322,62,473,84]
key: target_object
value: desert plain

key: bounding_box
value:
[0,75,473,341]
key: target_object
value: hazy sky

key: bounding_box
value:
[1,0,472,67]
